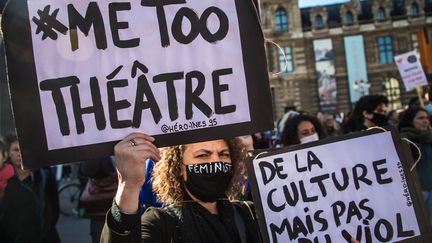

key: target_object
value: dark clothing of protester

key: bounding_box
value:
[79,157,116,243]
[0,168,60,243]
[346,122,368,133]
[91,219,106,243]
[400,127,432,224]
[252,133,269,150]
[101,200,261,243]
[80,157,115,180]
[400,127,432,191]
[325,127,341,138]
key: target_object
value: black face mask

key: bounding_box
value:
[370,112,388,127]
[184,161,232,202]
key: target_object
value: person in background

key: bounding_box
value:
[387,109,400,128]
[340,111,352,134]
[236,135,256,201]
[79,157,117,243]
[322,114,342,138]
[0,139,13,198]
[0,134,61,243]
[281,113,326,146]
[252,132,269,149]
[237,135,254,152]
[346,94,389,132]
[399,107,432,224]
[408,97,421,109]
[276,110,300,135]
[315,110,325,124]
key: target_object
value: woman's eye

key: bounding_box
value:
[220,153,230,157]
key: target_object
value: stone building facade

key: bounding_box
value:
[260,0,432,120]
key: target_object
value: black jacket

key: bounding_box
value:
[101,200,262,243]
[0,168,60,243]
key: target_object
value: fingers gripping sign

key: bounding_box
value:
[114,133,160,213]
[115,133,160,186]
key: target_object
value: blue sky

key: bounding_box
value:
[299,0,350,8]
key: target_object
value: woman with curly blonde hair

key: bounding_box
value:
[101,133,261,243]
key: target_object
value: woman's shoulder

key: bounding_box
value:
[141,206,180,242]
[231,200,256,219]
[142,206,180,227]
[231,200,254,209]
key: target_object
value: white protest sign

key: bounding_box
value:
[395,51,428,91]
[2,0,273,167]
[248,131,421,243]
[28,0,250,150]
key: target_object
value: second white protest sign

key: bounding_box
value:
[247,130,428,243]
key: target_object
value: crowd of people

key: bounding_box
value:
[268,94,432,228]
[0,134,60,242]
[0,135,119,242]
[1,93,432,242]
[99,93,432,243]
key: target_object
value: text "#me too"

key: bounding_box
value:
[39,1,230,50]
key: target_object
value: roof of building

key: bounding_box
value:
[300,0,432,31]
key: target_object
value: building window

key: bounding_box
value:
[410,2,419,16]
[345,11,354,25]
[275,8,288,32]
[411,33,419,52]
[382,78,401,109]
[397,36,409,53]
[377,7,386,20]
[377,36,393,64]
[278,46,294,73]
[315,15,324,29]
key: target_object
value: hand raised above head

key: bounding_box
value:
[114,132,161,188]
[114,133,160,214]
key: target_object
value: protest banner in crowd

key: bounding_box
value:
[246,130,431,243]
[2,0,272,168]
[395,51,428,91]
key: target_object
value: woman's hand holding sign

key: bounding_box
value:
[114,133,160,214]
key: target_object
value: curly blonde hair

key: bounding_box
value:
[151,138,246,205]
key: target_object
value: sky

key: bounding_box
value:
[299,0,350,8]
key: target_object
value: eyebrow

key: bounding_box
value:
[194,148,230,154]
[194,149,212,155]
[219,149,230,153]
